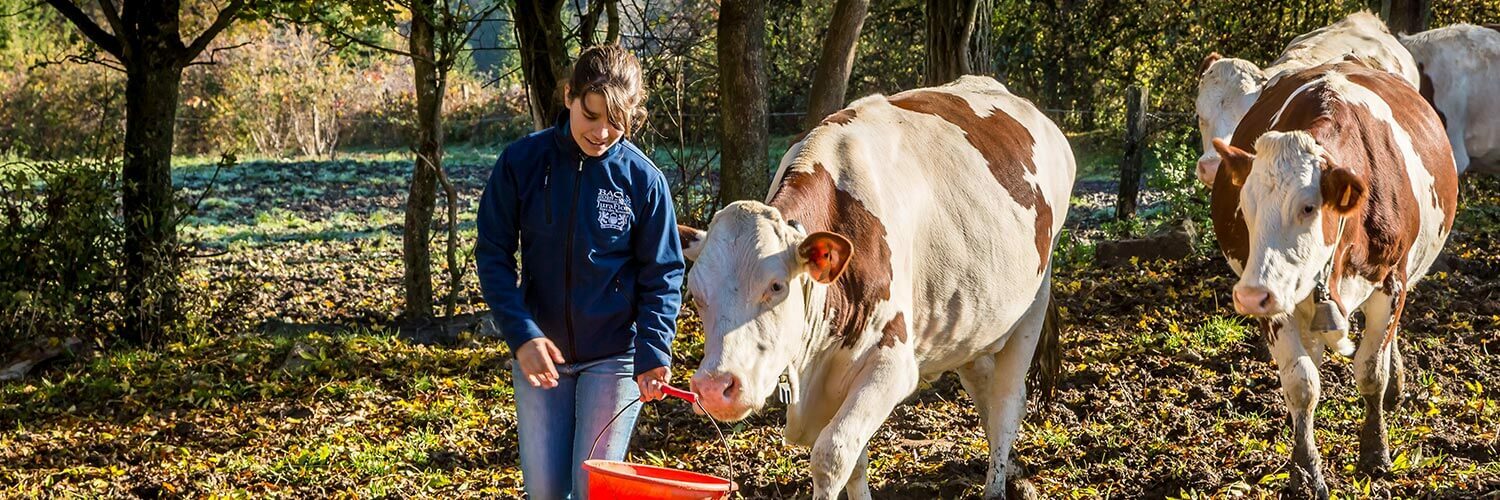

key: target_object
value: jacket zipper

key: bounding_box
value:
[563,156,584,363]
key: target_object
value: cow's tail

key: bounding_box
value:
[1026,294,1063,404]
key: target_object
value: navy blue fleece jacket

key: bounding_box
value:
[475,116,684,376]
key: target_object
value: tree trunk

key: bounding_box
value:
[44,0,247,344]
[117,0,192,345]
[579,0,616,47]
[605,0,620,45]
[717,0,769,205]
[120,60,185,345]
[513,0,569,130]
[1381,0,1430,35]
[803,0,870,130]
[436,161,461,320]
[404,1,445,323]
[924,0,980,86]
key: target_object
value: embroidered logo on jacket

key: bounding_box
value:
[597,189,632,231]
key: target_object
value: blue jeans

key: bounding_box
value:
[512,353,642,500]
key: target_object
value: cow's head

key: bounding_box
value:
[1196,53,1267,187]
[1215,132,1366,317]
[680,201,851,421]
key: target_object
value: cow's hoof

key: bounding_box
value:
[1287,464,1330,500]
[1359,452,1393,479]
[1284,480,1331,500]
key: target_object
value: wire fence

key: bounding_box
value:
[160,82,1199,224]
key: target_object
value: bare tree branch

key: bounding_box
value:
[482,65,523,88]
[181,0,246,64]
[96,0,131,49]
[2,1,45,18]
[461,1,506,46]
[185,40,253,67]
[41,0,124,60]
[463,45,521,51]
[451,1,505,63]
[30,50,127,73]
[273,13,422,62]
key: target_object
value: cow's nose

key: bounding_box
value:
[1197,155,1221,186]
[690,371,741,405]
[1233,284,1278,316]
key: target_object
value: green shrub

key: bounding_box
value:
[0,159,125,348]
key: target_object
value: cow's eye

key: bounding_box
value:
[770,282,785,294]
[1302,205,1316,215]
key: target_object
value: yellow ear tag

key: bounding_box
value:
[1340,186,1352,207]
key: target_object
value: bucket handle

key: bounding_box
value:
[588,384,739,490]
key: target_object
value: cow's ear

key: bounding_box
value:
[1320,163,1367,214]
[1199,52,1223,75]
[1212,138,1255,187]
[798,231,854,284]
[679,224,707,261]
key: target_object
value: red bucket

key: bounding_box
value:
[583,460,736,500]
[584,385,739,499]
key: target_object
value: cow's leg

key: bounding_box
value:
[1356,281,1406,477]
[845,448,871,500]
[1272,312,1329,499]
[1386,336,1406,411]
[809,350,919,500]
[957,293,1047,499]
[1447,108,1471,175]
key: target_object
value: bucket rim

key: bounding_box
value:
[582,459,739,493]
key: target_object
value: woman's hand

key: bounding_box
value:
[517,338,565,388]
[636,366,670,402]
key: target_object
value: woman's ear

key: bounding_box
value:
[560,84,579,112]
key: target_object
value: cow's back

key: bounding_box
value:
[1402,24,1500,175]
[773,76,1075,372]
[1267,11,1420,87]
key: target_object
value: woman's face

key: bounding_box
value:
[567,91,625,157]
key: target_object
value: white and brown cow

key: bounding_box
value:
[1402,23,1500,176]
[678,76,1074,499]
[1195,11,1420,186]
[1209,61,1457,498]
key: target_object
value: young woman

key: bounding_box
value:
[475,45,684,499]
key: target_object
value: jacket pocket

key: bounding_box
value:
[614,275,637,311]
[542,165,553,225]
[587,275,635,329]
[522,177,558,228]
[521,272,537,317]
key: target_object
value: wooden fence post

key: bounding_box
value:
[1117,85,1149,222]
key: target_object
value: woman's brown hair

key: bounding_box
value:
[566,45,647,137]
